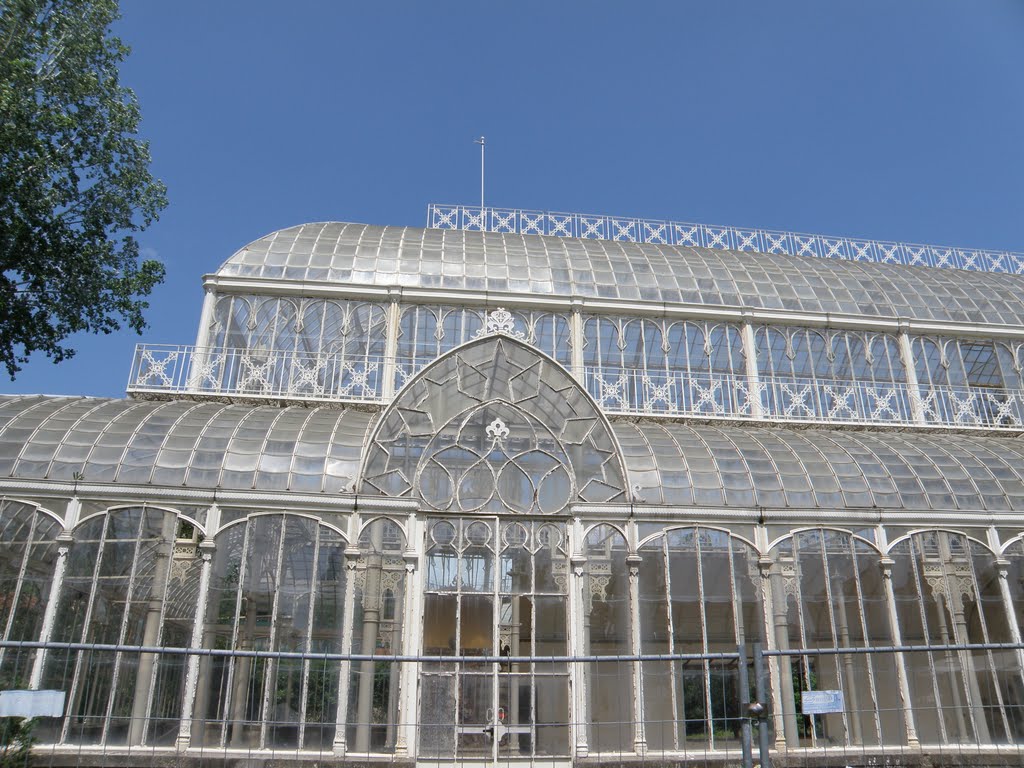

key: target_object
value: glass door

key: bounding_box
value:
[419,518,571,760]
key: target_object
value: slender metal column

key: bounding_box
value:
[764,558,798,747]
[128,511,177,745]
[355,521,385,752]
[187,285,218,391]
[898,326,926,424]
[742,318,765,419]
[175,539,215,750]
[394,513,421,757]
[994,557,1024,699]
[879,556,920,747]
[382,288,402,399]
[570,301,585,382]
[332,546,360,756]
[29,536,71,690]
[627,549,647,755]
[567,517,589,758]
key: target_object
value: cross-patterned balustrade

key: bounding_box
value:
[427,204,1024,275]
[129,344,1024,432]
[583,366,1024,430]
[128,344,386,402]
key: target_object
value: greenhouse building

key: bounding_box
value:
[2,205,1024,766]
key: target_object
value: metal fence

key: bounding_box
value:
[3,639,1024,767]
[427,204,1024,275]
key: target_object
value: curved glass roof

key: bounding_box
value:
[5,395,1024,513]
[616,421,1024,512]
[0,395,375,494]
[218,222,1024,326]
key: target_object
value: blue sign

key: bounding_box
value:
[801,690,844,714]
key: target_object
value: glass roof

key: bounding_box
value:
[0,395,374,494]
[6,394,1024,512]
[616,421,1024,512]
[217,222,1024,326]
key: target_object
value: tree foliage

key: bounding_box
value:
[0,0,167,379]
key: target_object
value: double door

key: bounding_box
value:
[419,518,571,760]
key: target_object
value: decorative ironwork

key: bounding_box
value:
[475,307,525,339]
[361,336,628,513]
[127,344,1024,432]
[428,204,1023,275]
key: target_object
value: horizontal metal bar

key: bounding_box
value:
[11,638,1024,663]
[0,639,739,664]
[762,640,1024,658]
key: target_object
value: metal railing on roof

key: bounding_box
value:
[427,203,1024,275]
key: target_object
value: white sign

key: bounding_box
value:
[0,690,66,718]
[801,689,844,714]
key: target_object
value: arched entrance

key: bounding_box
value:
[361,333,628,759]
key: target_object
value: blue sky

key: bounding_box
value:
[7,0,1024,396]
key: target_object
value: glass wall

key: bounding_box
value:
[9,503,1024,755]
[768,530,902,747]
[582,317,745,413]
[204,296,388,397]
[890,531,1019,744]
[583,525,634,753]
[41,507,202,747]
[347,518,407,753]
[419,518,570,759]
[396,306,571,388]
[638,527,764,752]
[0,501,62,689]
[195,513,346,750]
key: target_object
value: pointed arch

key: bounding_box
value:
[360,334,628,514]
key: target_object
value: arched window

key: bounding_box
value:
[638,527,764,752]
[347,518,407,753]
[890,531,1017,744]
[583,525,633,753]
[41,507,202,747]
[0,500,62,688]
[196,513,346,751]
[768,529,900,748]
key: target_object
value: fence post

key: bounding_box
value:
[752,642,772,768]
[738,644,753,768]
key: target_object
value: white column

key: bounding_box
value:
[567,517,589,758]
[28,535,72,690]
[763,556,798,748]
[742,317,765,419]
[395,513,422,758]
[194,284,217,349]
[129,512,177,746]
[333,513,362,756]
[175,539,215,751]
[624,520,646,754]
[627,552,646,755]
[382,288,402,399]
[879,556,920,747]
[898,326,926,424]
[570,301,585,382]
[187,285,218,391]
